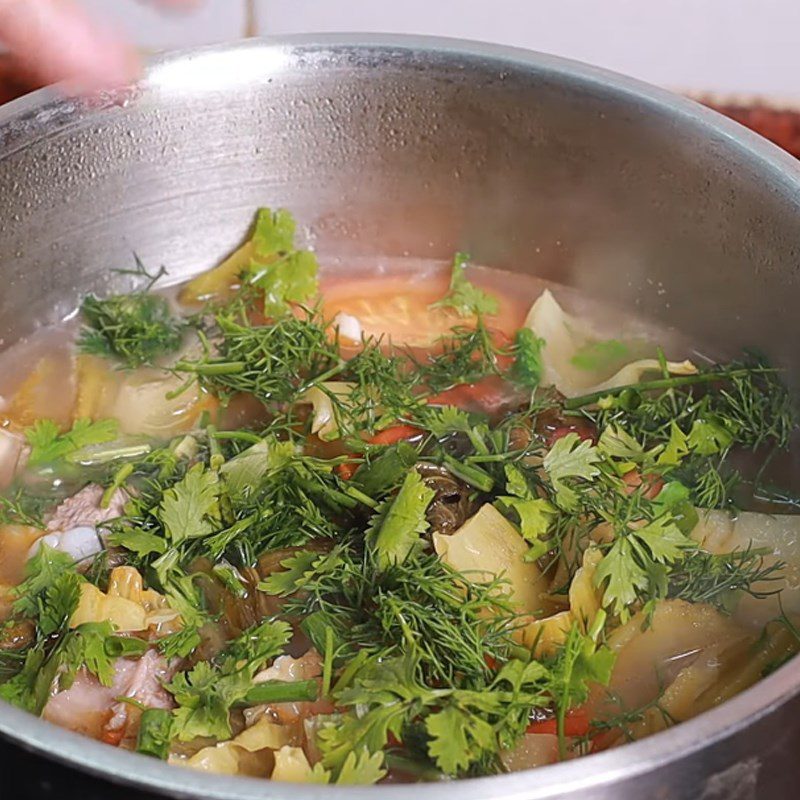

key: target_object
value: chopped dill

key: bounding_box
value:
[175,304,339,406]
[572,358,795,452]
[414,320,506,392]
[78,270,186,370]
[667,546,785,610]
[269,548,518,685]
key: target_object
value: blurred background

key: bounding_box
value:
[73,0,800,102]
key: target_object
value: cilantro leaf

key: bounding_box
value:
[652,481,699,534]
[657,421,689,466]
[220,437,295,499]
[426,705,495,775]
[687,417,735,456]
[634,515,694,563]
[0,647,45,712]
[107,527,167,558]
[255,251,319,319]
[151,572,209,660]
[503,463,530,499]
[503,497,556,560]
[23,419,60,466]
[511,327,545,389]
[597,425,646,463]
[368,470,435,569]
[421,405,474,437]
[220,618,292,672]
[323,652,556,778]
[25,417,118,467]
[166,619,291,741]
[594,537,649,616]
[38,570,84,636]
[552,625,615,734]
[353,441,419,497]
[493,656,552,695]
[594,512,693,617]
[13,543,77,618]
[74,621,117,686]
[40,622,118,693]
[2,601,115,710]
[168,661,250,741]
[335,749,387,785]
[319,705,407,771]
[247,208,319,317]
[431,252,499,318]
[258,549,337,597]
[158,463,220,544]
[543,433,602,510]
[495,465,555,561]
[160,573,209,630]
[252,206,295,254]
[318,658,422,770]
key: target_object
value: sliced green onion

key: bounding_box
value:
[240,679,318,706]
[105,635,149,659]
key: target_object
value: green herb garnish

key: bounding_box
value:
[79,292,185,369]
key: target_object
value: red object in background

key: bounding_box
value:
[0,55,42,106]
[706,102,800,159]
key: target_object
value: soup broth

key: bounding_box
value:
[0,208,797,783]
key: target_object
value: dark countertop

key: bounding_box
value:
[0,735,156,799]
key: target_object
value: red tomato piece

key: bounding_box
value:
[335,462,359,481]
[368,424,423,446]
[622,470,664,500]
[526,707,591,738]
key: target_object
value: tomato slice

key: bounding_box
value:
[622,470,665,500]
[368,424,423,446]
[335,424,422,480]
[526,708,591,737]
[335,462,359,481]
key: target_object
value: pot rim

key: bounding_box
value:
[0,33,799,799]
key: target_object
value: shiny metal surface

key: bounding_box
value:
[0,34,799,800]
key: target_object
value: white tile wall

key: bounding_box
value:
[78,0,247,49]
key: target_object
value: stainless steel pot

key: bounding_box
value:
[0,34,799,800]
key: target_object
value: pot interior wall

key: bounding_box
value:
[0,42,799,369]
